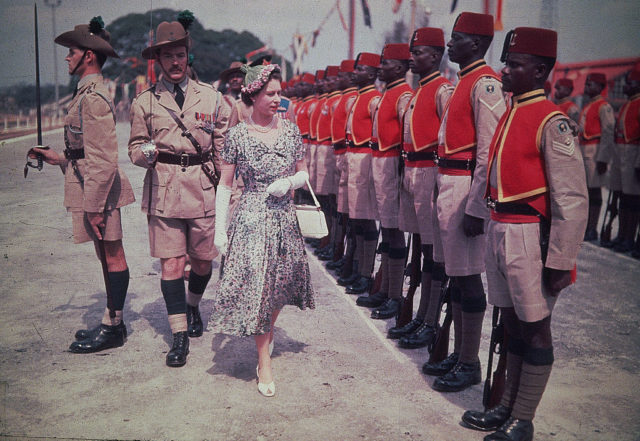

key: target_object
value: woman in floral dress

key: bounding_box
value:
[210,64,315,397]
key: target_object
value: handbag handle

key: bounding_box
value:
[304,177,321,208]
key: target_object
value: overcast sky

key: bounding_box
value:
[1,0,639,87]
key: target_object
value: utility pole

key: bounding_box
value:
[45,0,62,118]
[348,0,355,60]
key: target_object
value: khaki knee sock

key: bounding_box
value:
[459,311,485,363]
[360,239,378,277]
[500,351,524,409]
[101,308,123,326]
[452,301,462,353]
[168,313,188,334]
[512,362,553,420]
[377,252,389,294]
[387,257,406,300]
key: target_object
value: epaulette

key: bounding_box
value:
[194,80,216,91]
[135,84,156,99]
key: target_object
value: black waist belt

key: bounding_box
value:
[301,134,310,140]
[157,152,210,167]
[487,197,540,216]
[369,141,379,151]
[436,157,476,171]
[64,148,85,160]
[334,141,347,151]
[404,151,436,162]
[347,140,368,149]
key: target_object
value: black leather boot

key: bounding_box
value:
[69,323,126,353]
[462,405,512,431]
[399,323,436,349]
[338,272,360,287]
[166,331,190,367]
[75,321,127,341]
[325,256,345,270]
[422,352,459,376]
[387,318,423,339]
[371,298,401,319]
[186,305,203,337]
[483,417,534,441]
[345,276,372,294]
[432,360,482,392]
[356,290,387,308]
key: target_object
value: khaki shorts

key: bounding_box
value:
[435,173,486,276]
[398,165,437,240]
[315,144,337,195]
[372,155,400,229]
[486,220,557,322]
[71,208,123,244]
[580,142,605,188]
[618,144,640,195]
[148,215,218,260]
[347,151,378,220]
[307,143,319,190]
[432,183,444,263]
[336,154,349,213]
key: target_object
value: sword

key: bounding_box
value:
[24,3,46,178]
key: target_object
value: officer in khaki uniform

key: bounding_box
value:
[425,12,507,392]
[128,20,233,367]
[391,28,454,349]
[31,17,135,354]
[578,72,615,241]
[461,27,588,441]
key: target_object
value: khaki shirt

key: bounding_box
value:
[62,74,135,213]
[128,78,234,218]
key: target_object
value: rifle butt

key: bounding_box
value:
[428,321,450,364]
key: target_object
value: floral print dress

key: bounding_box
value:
[208,120,315,337]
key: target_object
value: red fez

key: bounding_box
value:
[340,59,356,73]
[316,70,326,81]
[355,52,381,68]
[325,65,340,77]
[587,73,607,87]
[411,27,445,49]
[629,69,640,82]
[301,73,315,84]
[381,43,411,61]
[281,80,288,89]
[453,12,494,37]
[556,78,573,89]
[504,27,557,59]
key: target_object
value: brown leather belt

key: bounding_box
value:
[64,148,85,160]
[157,152,211,167]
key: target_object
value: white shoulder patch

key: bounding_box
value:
[552,138,575,156]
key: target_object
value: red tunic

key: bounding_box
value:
[317,91,342,142]
[439,60,499,161]
[408,72,450,153]
[309,94,326,141]
[331,87,358,144]
[349,84,381,148]
[615,94,640,145]
[296,96,314,136]
[376,78,413,151]
[579,96,607,144]
[487,90,564,220]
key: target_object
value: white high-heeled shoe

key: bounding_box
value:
[256,365,275,397]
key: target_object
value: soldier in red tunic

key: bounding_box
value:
[578,72,615,241]
[461,27,588,441]
[424,12,507,393]
[391,28,454,348]
[553,78,579,122]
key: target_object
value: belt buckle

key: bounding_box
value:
[401,150,408,160]
[434,155,440,166]
[466,159,472,170]
[180,153,190,169]
[486,197,496,210]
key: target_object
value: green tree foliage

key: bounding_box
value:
[103,8,266,86]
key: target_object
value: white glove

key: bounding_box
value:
[265,171,309,197]
[214,185,232,255]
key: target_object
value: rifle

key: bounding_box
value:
[24,4,47,178]
[483,306,508,410]
[428,276,452,364]
[600,190,619,244]
[397,233,421,327]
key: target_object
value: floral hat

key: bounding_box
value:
[241,63,280,94]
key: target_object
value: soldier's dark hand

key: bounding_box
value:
[543,267,572,296]
[635,167,640,182]
[596,161,607,175]
[29,146,61,166]
[86,212,106,240]
[462,214,484,237]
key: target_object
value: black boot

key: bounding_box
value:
[69,323,126,353]
[186,305,203,337]
[432,361,482,392]
[371,298,401,320]
[326,256,345,270]
[166,331,190,367]
[345,276,372,294]
[387,318,423,339]
[422,352,459,376]
[356,290,387,308]
[484,417,534,441]
[75,321,127,341]
[399,323,436,349]
[338,272,360,287]
[462,405,512,432]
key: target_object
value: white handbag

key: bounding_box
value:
[295,178,329,239]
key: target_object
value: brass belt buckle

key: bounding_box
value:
[180,153,189,170]
[486,197,496,210]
